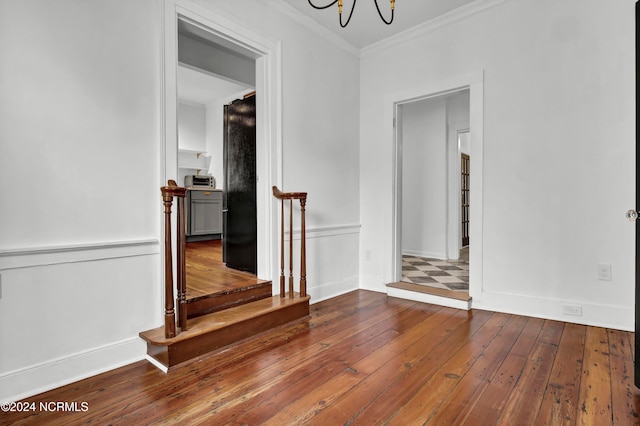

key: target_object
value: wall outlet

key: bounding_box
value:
[364,250,372,261]
[562,304,582,316]
[597,263,612,281]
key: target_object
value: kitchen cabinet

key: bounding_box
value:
[187,189,223,241]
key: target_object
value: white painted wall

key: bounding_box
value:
[178,102,207,152]
[401,98,448,259]
[0,0,163,400]
[0,0,361,400]
[360,0,635,330]
[206,100,225,186]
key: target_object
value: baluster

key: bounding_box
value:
[279,198,285,297]
[288,198,294,298]
[176,195,187,331]
[299,197,307,297]
[273,186,308,299]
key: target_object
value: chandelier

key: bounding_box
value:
[308,0,395,28]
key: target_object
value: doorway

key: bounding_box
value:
[390,71,484,303]
[162,1,283,296]
[175,18,258,299]
[396,90,470,296]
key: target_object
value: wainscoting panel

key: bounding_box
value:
[0,240,160,402]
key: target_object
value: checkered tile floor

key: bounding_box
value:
[402,255,469,292]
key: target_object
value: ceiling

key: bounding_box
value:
[280,0,477,49]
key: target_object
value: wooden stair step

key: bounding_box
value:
[386,281,471,310]
[186,280,272,319]
[139,293,310,369]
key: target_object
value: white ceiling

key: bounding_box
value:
[280,0,477,49]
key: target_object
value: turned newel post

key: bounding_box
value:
[162,189,176,338]
[161,180,187,339]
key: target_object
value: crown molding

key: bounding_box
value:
[266,0,360,58]
[361,0,508,58]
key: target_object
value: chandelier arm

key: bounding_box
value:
[308,0,340,10]
[339,0,357,28]
[374,0,394,25]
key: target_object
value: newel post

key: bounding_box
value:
[160,180,187,339]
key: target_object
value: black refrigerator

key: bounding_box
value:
[223,94,257,274]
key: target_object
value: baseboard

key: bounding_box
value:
[0,337,146,402]
[309,275,359,304]
[472,291,634,331]
[401,249,447,260]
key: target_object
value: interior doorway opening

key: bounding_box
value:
[162,2,283,301]
[176,18,258,300]
[395,89,471,296]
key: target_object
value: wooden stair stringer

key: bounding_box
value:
[140,293,310,369]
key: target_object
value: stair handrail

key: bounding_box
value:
[160,180,188,338]
[272,186,307,298]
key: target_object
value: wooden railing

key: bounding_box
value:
[160,180,187,338]
[272,186,307,298]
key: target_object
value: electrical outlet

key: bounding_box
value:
[562,304,582,316]
[597,263,612,281]
[364,250,372,261]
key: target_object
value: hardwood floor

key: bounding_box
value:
[185,240,262,299]
[4,290,639,425]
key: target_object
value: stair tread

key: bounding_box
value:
[140,293,310,345]
[387,281,471,301]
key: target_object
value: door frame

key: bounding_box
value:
[634,0,639,389]
[161,0,282,286]
[390,71,484,300]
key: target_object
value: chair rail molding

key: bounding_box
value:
[0,239,159,271]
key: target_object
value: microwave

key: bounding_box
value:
[185,174,216,188]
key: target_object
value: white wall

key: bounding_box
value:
[178,102,207,152]
[0,0,163,400]
[0,0,361,400]
[401,98,448,259]
[360,0,635,330]
[206,100,225,186]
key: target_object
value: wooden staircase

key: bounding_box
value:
[140,182,310,370]
[140,288,310,370]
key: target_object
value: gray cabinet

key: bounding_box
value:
[187,190,222,240]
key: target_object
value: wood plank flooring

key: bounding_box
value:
[3,290,639,425]
[185,240,262,299]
